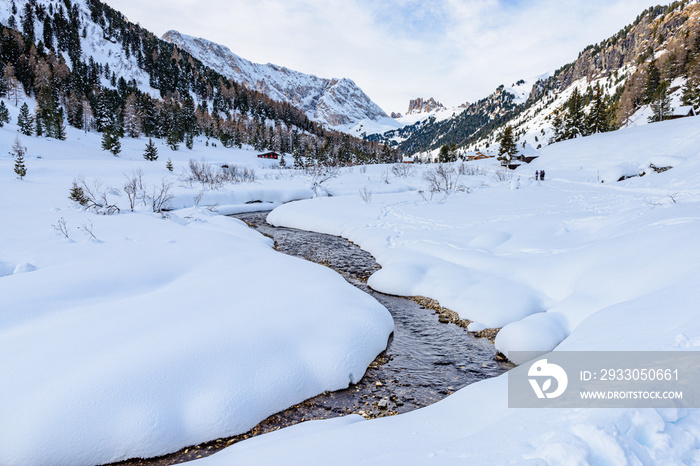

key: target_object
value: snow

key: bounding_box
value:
[191,114,700,464]
[4,85,700,464]
[163,31,389,131]
[0,98,394,465]
[504,72,553,105]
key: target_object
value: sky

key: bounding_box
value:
[104,0,656,114]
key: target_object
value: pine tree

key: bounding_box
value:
[143,138,159,161]
[497,125,518,165]
[279,154,286,167]
[649,81,672,123]
[293,147,304,169]
[681,74,700,109]
[3,64,21,107]
[55,114,67,141]
[0,101,9,126]
[36,87,65,139]
[644,62,661,104]
[123,93,142,138]
[564,88,586,138]
[166,158,174,172]
[10,136,27,179]
[439,144,457,163]
[20,3,35,44]
[95,93,113,132]
[586,84,610,134]
[17,103,34,136]
[167,129,180,151]
[69,181,89,206]
[549,113,566,143]
[101,128,122,156]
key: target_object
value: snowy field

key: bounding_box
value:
[0,104,398,465]
[3,95,700,465]
[207,117,700,464]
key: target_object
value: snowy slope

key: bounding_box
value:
[162,30,389,130]
[0,0,158,97]
[0,98,396,465]
[194,111,700,465]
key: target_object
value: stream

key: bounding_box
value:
[109,211,511,466]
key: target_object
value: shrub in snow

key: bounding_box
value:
[180,159,256,189]
[123,170,147,211]
[422,164,463,194]
[51,217,70,239]
[69,176,120,215]
[150,179,174,213]
[391,163,413,178]
[359,187,373,203]
[493,169,513,182]
[380,167,391,184]
[305,163,340,196]
[458,163,486,176]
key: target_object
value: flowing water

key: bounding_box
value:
[108,211,511,466]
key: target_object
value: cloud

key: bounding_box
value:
[105,0,652,113]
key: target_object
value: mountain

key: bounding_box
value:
[373,1,700,157]
[162,30,389,131]
[405,97,446,115]
[0,0,398,164]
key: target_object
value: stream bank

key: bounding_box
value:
[107,211,511,466]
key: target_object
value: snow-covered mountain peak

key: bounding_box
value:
[162,30,389,130]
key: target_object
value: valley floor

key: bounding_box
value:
[2,100,700,464]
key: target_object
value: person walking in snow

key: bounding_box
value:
[535,170,540,181]
[540,169,545,181]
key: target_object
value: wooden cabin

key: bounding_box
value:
[257,152,280,159]
[668,106,697,120]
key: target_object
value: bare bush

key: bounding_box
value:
[220,164,256,183]
[180,159,256,188]
[52,217,70,239]
[458,163,486,176]
[180,159,218,187]
[151,179,174,213]
[70,176,120,214]
[123,169,146,211]
[359,186,373,203]
[79,220,98,240]
[417,189,435,202]
[306,163,340,196]
[391,163,413,177]
[493,169,513,182]
[422,164,462,193]
[380,168,391,184]
[193,189,207,208]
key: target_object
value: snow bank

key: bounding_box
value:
[0,113,394,465]
[219,115,700,464]
[4,90,700,464]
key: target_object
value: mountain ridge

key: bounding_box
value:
[370,1,700,158]
[162,30,389,131]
